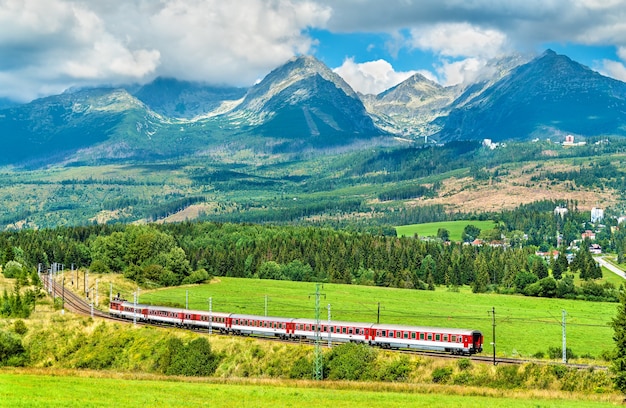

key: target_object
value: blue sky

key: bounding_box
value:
[1,0,626,101]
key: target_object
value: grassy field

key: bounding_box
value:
[0,370,620,408]
[395,220,499,241]
[139,276,619,360]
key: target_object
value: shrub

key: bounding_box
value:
[158,336,220,377]
[431,366,453,383]
[2,261,23,279]
[551,364,569,379]
[457,358,472,371]
[0,329,27,366]
[326,343,377,381]
[494,365,523,388]
[375,356,411,382]
[548,346,577,360]
[89,260,110,274]
[181,268,210,285]
[12,320,27,335]
[289,356,313,379]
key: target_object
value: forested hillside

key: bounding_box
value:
[1,200,622,302]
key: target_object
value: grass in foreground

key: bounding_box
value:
[0,369,621,408]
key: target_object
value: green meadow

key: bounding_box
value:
[395,220,499,241]
[0,371,619,408]
[140,276,618,360]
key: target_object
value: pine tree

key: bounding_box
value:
[532,258,549,279]
[611,292,626,394]
[552,258,563,280]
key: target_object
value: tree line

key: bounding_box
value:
[0,207,617,301]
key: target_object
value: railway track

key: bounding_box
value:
[41,274,607,371]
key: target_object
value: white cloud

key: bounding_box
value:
[435,58,488,86]
[600,59,626,82]
[145,0,330,84]
[410,23,509,59]
[333,58,418,95]
[0,0,331,101]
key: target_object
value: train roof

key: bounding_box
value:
[231,314,294,323]
[293,318,374,328]
[122,302,230,316]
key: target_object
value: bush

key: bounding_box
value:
[181,268,210,285]
[548,346,577,360]
[494,365,523,388]
[2,261,23,279]
[289,356,313,379]
[89,260,110,274]
[326,343,377,381]
[457,358,472,371]
[13,320,27,335]
[0,329,27,366]
[431,367,453,383]
[158,336,220,377]
[375,356,411,382]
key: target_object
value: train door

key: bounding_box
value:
[472,331,483,352]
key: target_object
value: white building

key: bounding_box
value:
[591,207,604,223]
[554,206,568,218]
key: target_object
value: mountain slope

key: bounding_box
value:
[230,56,384,149]
[363,73,459,135]
[0,88,146,164]
[133,77,246,119]
[436,50,626,141]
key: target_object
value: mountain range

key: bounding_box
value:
[1,50,626,165]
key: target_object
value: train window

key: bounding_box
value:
[348,328,353,335]
[342,327,347,334]
[381,330,387,337]
[436,334,441,341]
[411,332,416,339]
[403,332,408,339]
[396,331,401,338]
[427,334,433,340]
[331,327,335,333]
[444,335,448,342]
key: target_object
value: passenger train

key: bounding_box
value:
[109,298,483,355]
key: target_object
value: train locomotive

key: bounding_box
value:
[109,298,483,355]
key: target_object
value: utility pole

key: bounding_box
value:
[208,297,213,335]
[562,309,567,364]
[84,270,88,298]
[489,307,497,365]
[327,304,332,348]
[377,302,380,324]
[61,277,65,315]
[95,279,99,308]
[311,283,325,380]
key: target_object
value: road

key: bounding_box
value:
[595,256,626,279]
